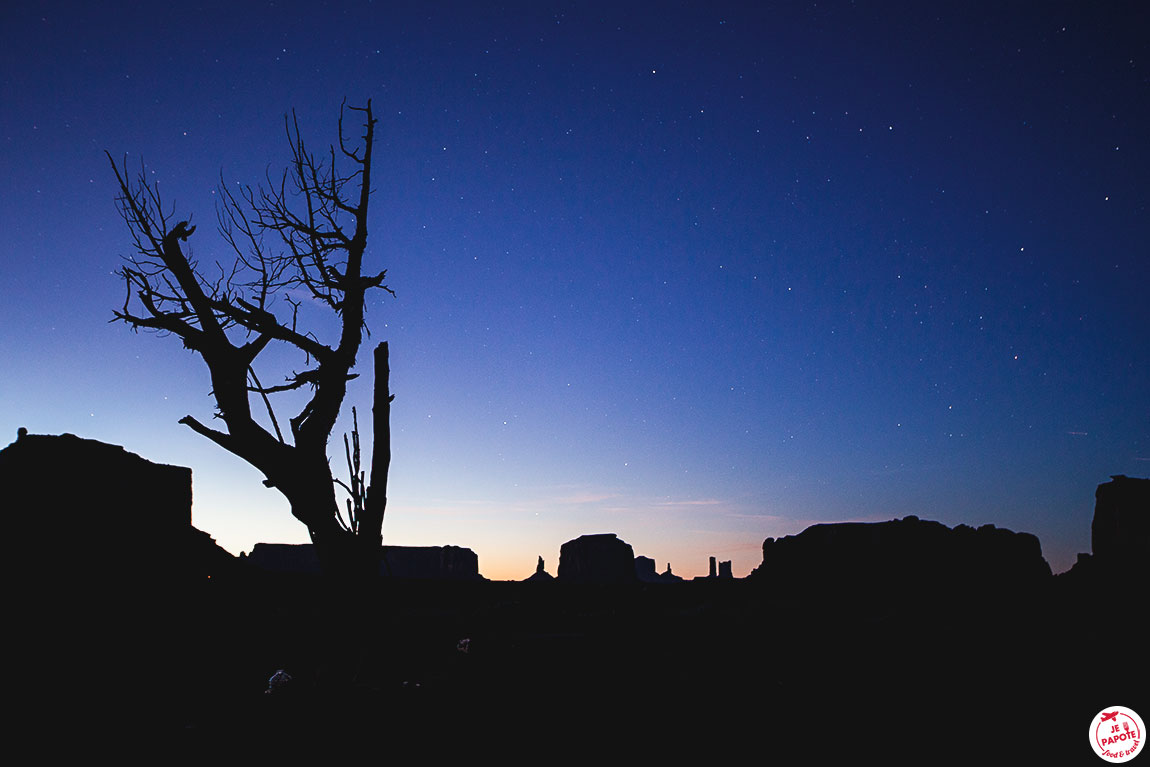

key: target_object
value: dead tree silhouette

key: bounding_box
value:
[108,101,392,578]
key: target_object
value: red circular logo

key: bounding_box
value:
[1090,706,1145,763]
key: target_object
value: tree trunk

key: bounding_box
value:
[309,521,363,578]
[363,342,391,541]
[306,341,391,579]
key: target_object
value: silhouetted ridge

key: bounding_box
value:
[749,515,1051,599]
[1,430,238,733]
[244,542,482,580]
[0,429,233,583]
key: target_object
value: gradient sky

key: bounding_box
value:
[2,1,1147,580]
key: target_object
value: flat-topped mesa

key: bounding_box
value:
[0,430,200,584]
[1,430,235,710]
[244,542,483,580]
[749,515,1051,598]
[558,533,637,584]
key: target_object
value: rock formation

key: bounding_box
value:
[749,515,1051,597]
[693,555,734,580]
[557,533,637,584]
[1,430,235,724]
[245,542,483,580]
[382,544,482,580]
[523,555,555,582]
[1066,474,1149,582]
[634,555,683,583]
[0,429,212,584]
[1091,475,1149,564]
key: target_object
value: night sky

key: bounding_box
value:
[2,1,1147,579]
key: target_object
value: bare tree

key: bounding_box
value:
[109,101,392,577]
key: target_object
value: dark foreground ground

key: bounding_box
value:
[16,564,1143,763]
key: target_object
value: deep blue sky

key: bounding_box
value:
[2,1,1147,578]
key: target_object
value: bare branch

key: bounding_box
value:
[247,366,286,443]
[178,414,235,452]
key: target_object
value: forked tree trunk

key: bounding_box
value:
[307,341,391,579]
